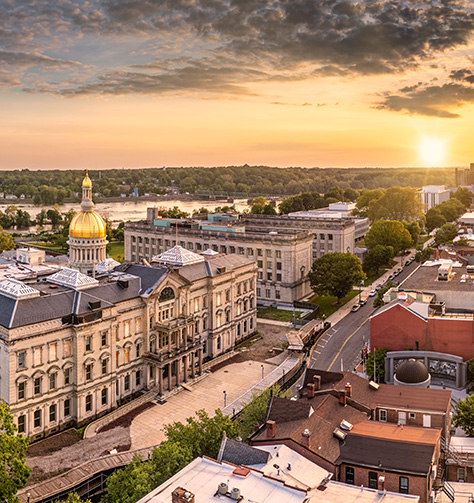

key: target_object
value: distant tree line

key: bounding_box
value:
[0,166,457,202]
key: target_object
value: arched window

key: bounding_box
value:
[159,287,175,303]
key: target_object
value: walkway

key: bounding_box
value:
[129,355,299,449]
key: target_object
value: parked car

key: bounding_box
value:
[393,280,399,286]
[375,284,382,291]
[359,298,367,306]
[369,290,376,297]
[351,304,360,312]
[388,274,395,281]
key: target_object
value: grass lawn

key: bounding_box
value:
[257,307,302,322]
[363,269,388,287]
[311,290,359,319]
[108,241,124,262]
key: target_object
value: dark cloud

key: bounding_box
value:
[0,50,81,68]
[1,0,474,100]
[376,82,474,118]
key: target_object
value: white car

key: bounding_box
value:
[369,290,376,297]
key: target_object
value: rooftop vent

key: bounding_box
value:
[333,428,347,441]
[369,380,380,390]
[117,279,129,289]
[217,483,228,495]
[88,300,101,310]
[340,420,353,431]
[217,266,226,274]
[171,487,194,503]
[230,488,241,501]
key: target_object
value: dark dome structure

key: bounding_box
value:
[394,359,431,388]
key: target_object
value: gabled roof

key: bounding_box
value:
[48,268,99,290]
[95,256,120,274]
[152,245,204,266]
[218,437,271,467]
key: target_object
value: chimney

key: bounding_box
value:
[433,249,439,260]
[172,487,195,503]
[339,391,346,406]
[266,420,276,439]
[345,383,352,398]
[301,428,311,447]
[313,375,321,391]
[378,476,385,493]
[307,383,315,398]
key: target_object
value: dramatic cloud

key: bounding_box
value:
[2,0,474,107]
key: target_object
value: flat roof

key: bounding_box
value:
[350,421,441,445]
[402,263,474,294]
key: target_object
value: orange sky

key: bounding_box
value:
[2,1,474,169]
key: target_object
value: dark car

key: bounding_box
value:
[351,304,360,312]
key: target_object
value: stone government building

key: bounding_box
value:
[0,175,257,439]
[124,204,368,306]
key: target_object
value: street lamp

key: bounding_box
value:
[261,364,264,379]
[223,390,227,408]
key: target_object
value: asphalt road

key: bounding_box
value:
[309,257,420,373]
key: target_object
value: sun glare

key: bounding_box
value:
[418,137,446,166]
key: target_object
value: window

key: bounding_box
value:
[64,399,70,417]
[125,347,130,364]
[267,261,272,269]
[49,342,58,362]
[203,317,207,330]
[64,339,72,357]
[368,472,378,489]
[266,289,271,298]
[217,337,221,350]
[64,367,71,385]
[18,415,25,433]
[34,377,42,395]
[203,296,207,308]
[276,250,281,258]
[49,404,57,423]
[101,332,108,347]
[85,364,92,381]
[85,336,92,352]
[267,272,272,281]
[320,233,325,240]
[135,317,142,333]
[257,271,263,279]
[257,260,263,268]
[257,249,262,256]
[379,409,387,422]
[101,388,108,406]
[124,375,130,391]
[34,410,41,428]
[328,234,333,240]
[256,287,261,297]
[345,467,354,484]
[49,372,57,390]
[136,343,141,358]
[409,412,416,419]
[102,358,108,375]
[248,248,254,256]
[423,414,431,427]
[276,262,282,270]
[398,411,407,425]
[194,298,199,312]
[34,347,42,366]
[266,249,272,257]
[220,246,226,253]
[399,477,409,494]
[226,290,231,302]
[237,324,241,337]
[85,394,92,412]
[276,290,281,299]
[226,310,230,323]
[216,292,222,306]
[238,247,245,255]
[136,370,141,386]
[458,467,467,482]
[18,351,26,369]
[18,381,26,400]
[124,321,131,338]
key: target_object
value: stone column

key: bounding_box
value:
[167,363,172,391]
[159,366,163,395]
[191,351,196,379]
[183,354,188,382]
[198,349,203,374]
[176,359,180,387]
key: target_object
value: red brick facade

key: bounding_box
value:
[370,303,474,361]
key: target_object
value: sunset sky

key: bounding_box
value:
[2,0,474,169]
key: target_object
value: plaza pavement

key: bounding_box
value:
[129,359,278,449]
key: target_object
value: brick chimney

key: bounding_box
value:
[172,487,195,503]
[307,383,315,398]
[313,375,321,391]
[345,383,352,398]
[339,391,346,406]
[301,428,311,447]
[266,420,276,439]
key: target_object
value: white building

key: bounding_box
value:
[420,186,451,211]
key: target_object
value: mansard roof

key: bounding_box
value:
[48,268,99,290]
[152,245,204,267]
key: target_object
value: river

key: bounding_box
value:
[9,197,252,226]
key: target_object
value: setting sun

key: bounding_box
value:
[418,137,446,166]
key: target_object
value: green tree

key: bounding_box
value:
[415,247,433,263]
[343,187,360,202]
[238,385,290,441]
[309,252,365,303]
[363,245,394,274]
[0,227,14,252]
[355,189,385,218]
[452,187,472,208]
[164,409,238,460]
[365,220,413,256]
[453,394,474,436]
[102,454,153,503]
[325,186,344,201]
[425,207,446,233]
[368,187,422,222]
[434,223,458,246]
[365,348,387,382]
[56,493,92,503]
[149,441,193,487]
[437,198,465,222]
[0,400,31,503]
[404,221,420,246]
[250,197,272,214]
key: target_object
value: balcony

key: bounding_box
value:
[154,314,194,332]
[144,337,203,366]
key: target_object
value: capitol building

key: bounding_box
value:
[0,173,257,439]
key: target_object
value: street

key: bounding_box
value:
[310,257,420,373]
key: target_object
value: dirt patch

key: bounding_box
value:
[210,321,291,371]
[26,426,131,487]
[27,429,81,458]
[98,402,156,433]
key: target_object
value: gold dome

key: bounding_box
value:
[82,172,92,188]
[69,211,106,238]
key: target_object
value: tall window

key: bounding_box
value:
[64,367,71,385]
[368,472,378,489]
[17,351,26,369]
[124,374,130,391]
[49,404,57,423]
[101,388,108,406]
[18,415,25,433]
[34,410,41,428]
[102,358,108,375]
[345,467,354,484]
[18,381,26,400]
[379,409,387,422]
[49,372,57,390]
[85,394,92,412]
[34,377,42,395]
[125,347,130,364]
[64,339,72,357]
[64,399,70,417]
[399,477,409,493]
[34,347,42,366]
[101,331,108,347]
[85,336,92,352]
[85,364,92,381]
[49,342,58,362]
[136,370,141,386]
